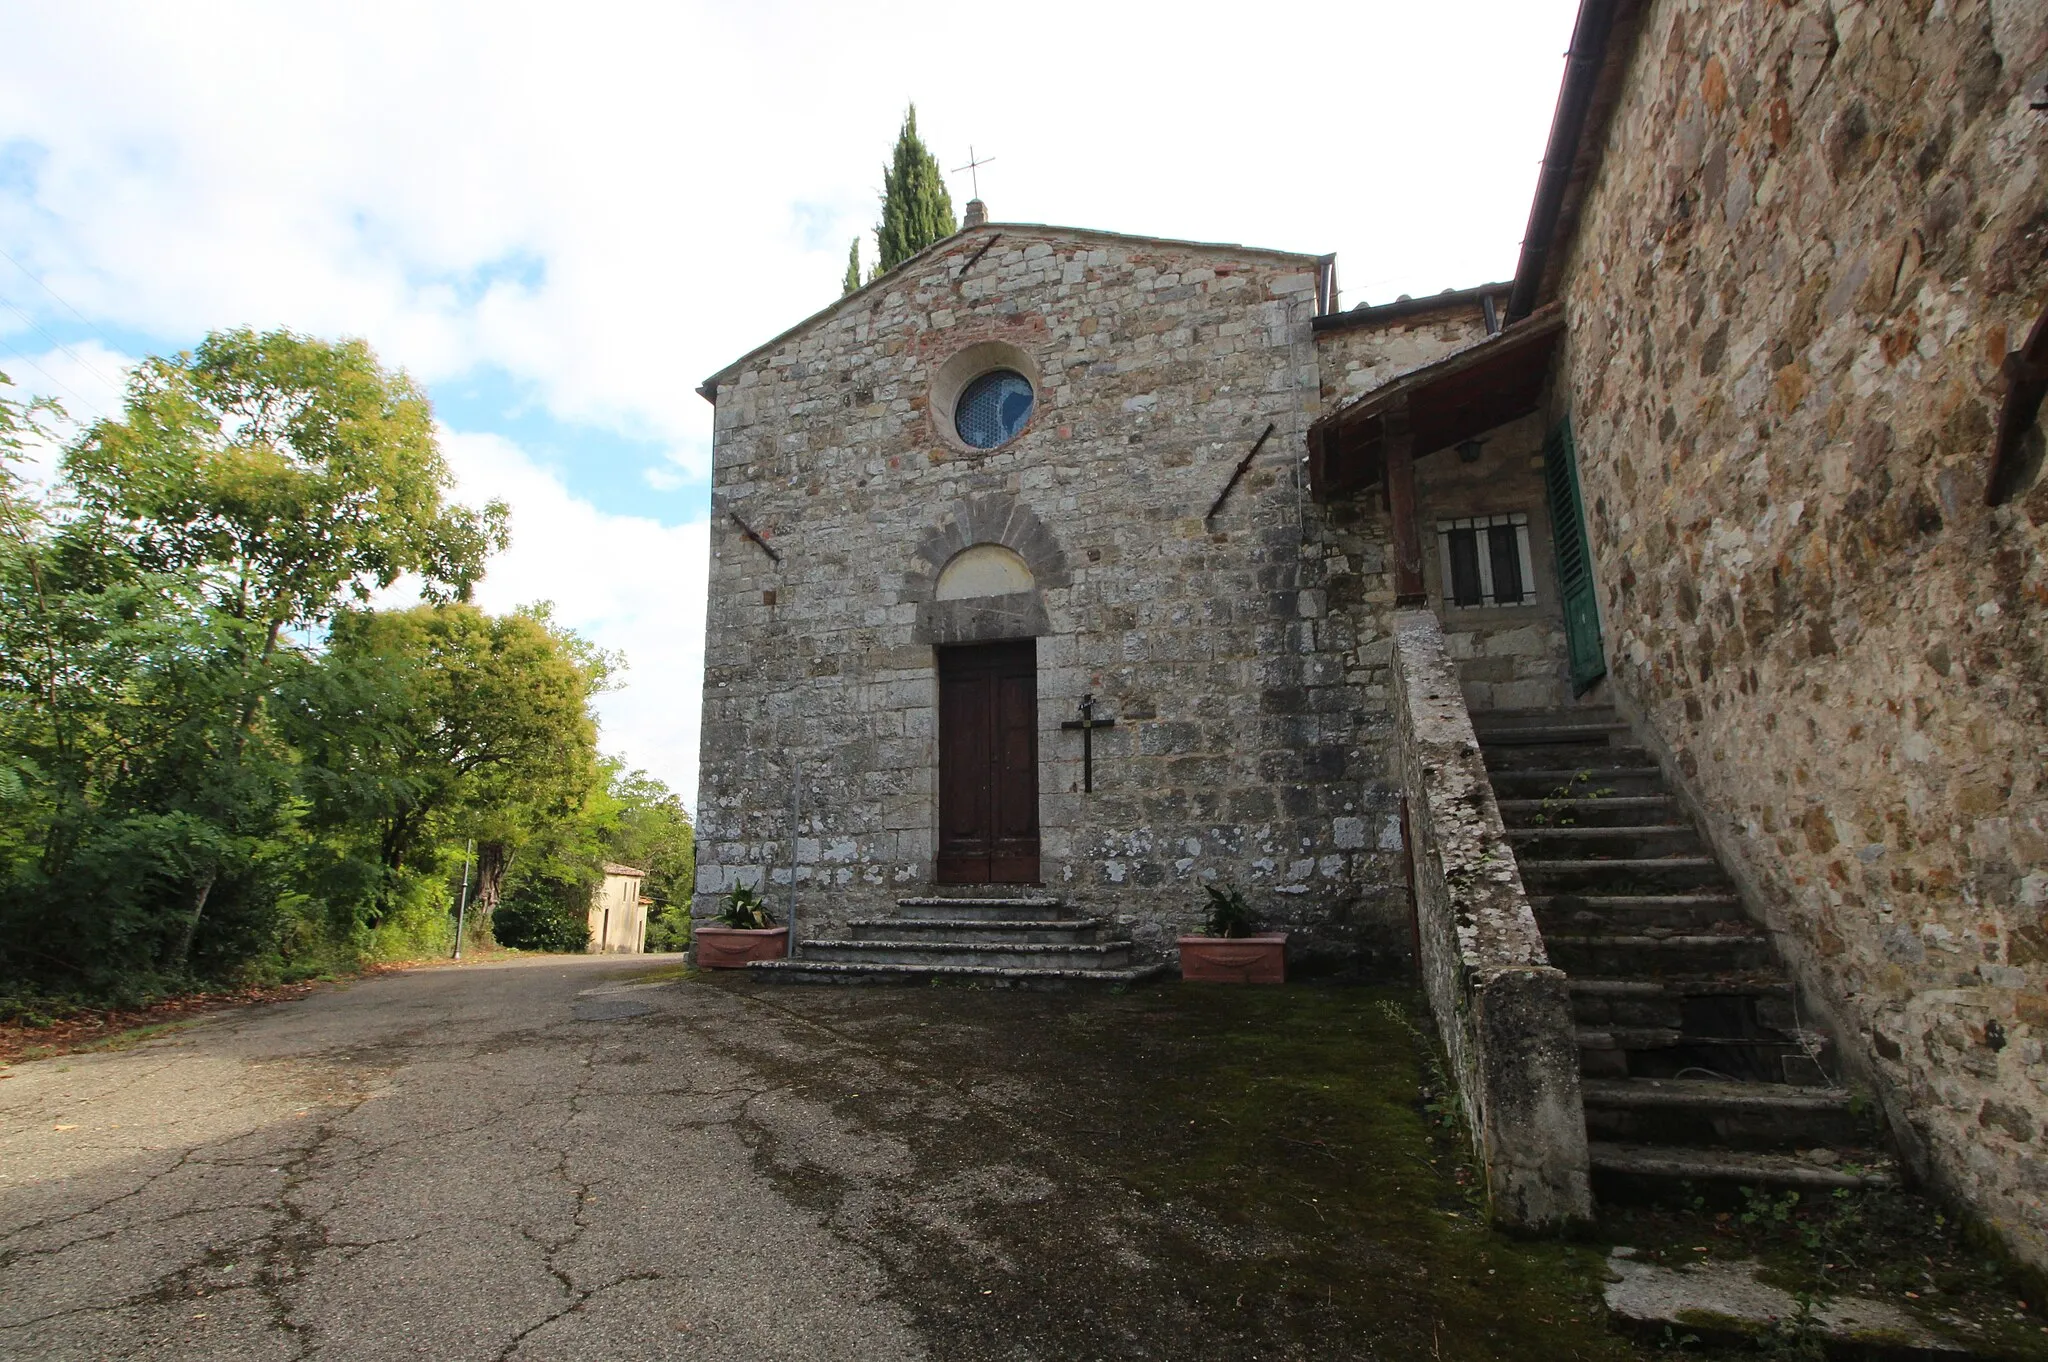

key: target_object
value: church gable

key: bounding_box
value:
[699,222,1323,403]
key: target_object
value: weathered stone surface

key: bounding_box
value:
[1390,607,1590,1228]
[1316,299,1494,406]
[1551,1,2048,1266]
[694,225,1406,965]
[1604,1252,1972,1354]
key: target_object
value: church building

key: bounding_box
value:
[695,0,2048,1276]
[693,218,1445,973]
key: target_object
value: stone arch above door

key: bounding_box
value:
[908,493,1069,645]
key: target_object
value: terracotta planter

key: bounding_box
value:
[1178,933,1288,984]
[694,926,789,969]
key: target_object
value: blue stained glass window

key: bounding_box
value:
[955,369,1034,449]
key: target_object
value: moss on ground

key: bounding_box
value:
[698,977,1640,1360]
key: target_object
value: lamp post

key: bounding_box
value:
[452,839,474,960]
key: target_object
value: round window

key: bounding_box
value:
[954,369,1034,449]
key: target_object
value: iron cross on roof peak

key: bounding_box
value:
[952,145,995,201]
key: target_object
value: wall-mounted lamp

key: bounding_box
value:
[1456,437,1487,464]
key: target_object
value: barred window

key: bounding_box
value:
[1436,513,1536,609]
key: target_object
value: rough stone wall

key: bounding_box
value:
[695,226,1412,966]
[1315,304,1493,407]
[1391,609,1590,1228]
[1552,0,2048,1264]
[1411,410,1580,713]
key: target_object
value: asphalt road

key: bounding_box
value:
[0,957,927,1362]
[1,956,1657,1362]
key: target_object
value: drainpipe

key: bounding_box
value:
[786,761,803,957]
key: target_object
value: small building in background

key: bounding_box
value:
[587,864,647,954]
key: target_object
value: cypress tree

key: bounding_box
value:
[842,238,862,296]
[874,104,956,273]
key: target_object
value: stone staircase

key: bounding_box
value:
[1474,708,1895,1200]
[747,894,1171,988]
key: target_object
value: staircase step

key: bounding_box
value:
[1588,1142,1895,1195]
[1498,795,1676,827]
[1570,975,1797,1033]
[1487,766,1668,797]
[748,959,1171,989]
[1481,741,1654,771]
[847,917,1102,945]
[1582,1078,1871,1150]
[1578,1027,1833,1086]
[1548,932,1777,976]
[1473,706,1619,726]
[1473,721,1631,745]
[800,938,1132,971]
[1507,825,1705,858]
[894,896,1067,921]
[1535,893,1745,934]
[1516,858,1732,893]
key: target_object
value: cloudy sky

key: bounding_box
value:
[0,0,1579,808]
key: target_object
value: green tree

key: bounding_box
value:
[842,237,863,296]
[491,761,692,955]
[0,334,509,993]
[874,104,956,273]
[288,602,607,931]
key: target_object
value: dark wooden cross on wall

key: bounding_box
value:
[1059,693,1117,793]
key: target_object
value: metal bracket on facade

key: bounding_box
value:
[956,233,1003,278]
[1204,422,1278,524]
[726,509,783,563]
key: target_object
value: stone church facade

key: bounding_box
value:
[693,229,1417,969]
[695,0,2048,1273]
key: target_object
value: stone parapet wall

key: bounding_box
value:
[1390,608,1591,1229]
[1553,0,2048,1264]
[695,226,1412,967]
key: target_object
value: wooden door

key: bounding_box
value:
[936,640,1040,884]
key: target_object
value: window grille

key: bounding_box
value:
[1435,513,1535,609]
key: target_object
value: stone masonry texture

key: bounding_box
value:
[695,226,1411,968]
[1551,0,2048,1267]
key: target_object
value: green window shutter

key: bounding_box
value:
[1544,419,1608,695]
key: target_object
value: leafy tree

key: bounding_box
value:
[875,104,956,273]
[0,333,513,996]
[605,766,694,950]
[491,761,692,954]
[288,602,607,929]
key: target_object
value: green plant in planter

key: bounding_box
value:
[716,883,776,930]
[1201,884,1258,939]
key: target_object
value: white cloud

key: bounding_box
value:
[0,1,1580,456]
[437,428,710,808]
[1,0,1583,806]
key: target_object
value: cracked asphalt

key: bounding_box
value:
[0,957,925,1361]
[0,956,1639,1361]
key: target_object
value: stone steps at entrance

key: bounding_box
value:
[892,896,1067,921]
[1477,708,1884,1204]
[845,917,1104,945]
[748,960,1172,989]
[749,895,1159,988]
[800,938,1133,971]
